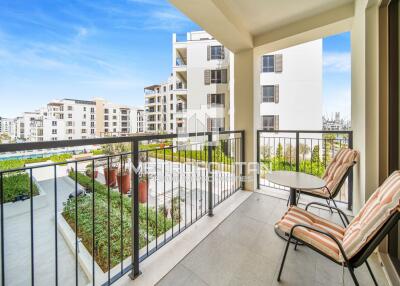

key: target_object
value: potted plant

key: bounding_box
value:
[85,163,98,178]
[114,143,131,194]
[101,144,118,187]
[159,142,165,149]
[138,174,148,203]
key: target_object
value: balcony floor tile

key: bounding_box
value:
[157,193,389,286]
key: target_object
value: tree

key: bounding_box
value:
[311,145,320,163]
[275,143,283,159]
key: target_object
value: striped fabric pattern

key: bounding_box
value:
[275,206,345,261]
[343,171,400,259]
[302,148,359,198]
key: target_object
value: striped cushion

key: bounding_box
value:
[301,148,359,198]
[275,206,345,261]
[343,171,400,259]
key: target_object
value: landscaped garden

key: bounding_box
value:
[2,172,40,203]
[0,153,72,171]
[63,170,178,272]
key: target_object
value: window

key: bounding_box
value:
[169,84,173,90]
[83,114,86,119]
[170,94,173,100]
[105,122,109,127]
[91,129,95,134]
[210,45,224,60]
[68,114,72,119]
[113,122,117,126]
[262,115,278,130]
[104,109,109,114]
[104,115,109,120]
[163,86,166,92]
[67,121,73,126]
[81,129,87,134]
[67,106,73,111]
[170,114,173,119]
[91,115,94,120]
[52,121,57,126]
[83,107,86,111]
[90,107,95,113]
[207,93,225,107]
[82,121,86,126]
[52,129,57,134]
[205,69,227,84]
[112,116,117,120]
[262,85,280,103]
[170,104,173,110]
[262,54,282,73]
[91,122,95,127]
[207,118,225,132]
[170,123,173,129]
[113,109,116,113]
[262,55,274,72]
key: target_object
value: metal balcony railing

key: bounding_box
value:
[0,130,244,286]
[257,130,353,210]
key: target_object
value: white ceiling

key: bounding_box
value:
[224,0,354,36]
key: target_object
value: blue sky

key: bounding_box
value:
[0,0,350,121]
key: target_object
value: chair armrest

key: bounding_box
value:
[289,223,349,262]
[305,202,350,226]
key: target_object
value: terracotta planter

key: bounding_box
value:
[138,180,148,203]
[117,172,131,194]
[159,143,165,148]
[86,170,98,179]
[104,168,117,187]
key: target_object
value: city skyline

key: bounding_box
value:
[0,0,350,120]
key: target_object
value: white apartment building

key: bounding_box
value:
[145,31,231,133]
[7,98,144,141]
[0,117,14,135]
[259,40,323,131]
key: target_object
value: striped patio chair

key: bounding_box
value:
[296,148,359,225]
[276,171,400,286]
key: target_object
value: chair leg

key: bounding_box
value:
[326,199,333,213]
[365,261,378,286]
[296,191,301,205]
[294,240,298,250]
[331,199,347,227]
[277,235,291,281]
[286,194,290,206]
[348,267,360,286]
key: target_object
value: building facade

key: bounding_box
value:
[5,98,144,142]
[259,40,323,131]
[145,31,230,134]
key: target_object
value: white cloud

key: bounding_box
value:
[323,52,351,73]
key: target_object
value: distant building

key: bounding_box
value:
[323,112,351,131]
[5,98,144,142]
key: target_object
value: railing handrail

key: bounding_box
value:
[0,130,244,153]
[257,129,352,134]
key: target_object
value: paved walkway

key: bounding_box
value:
[1,166,88,286]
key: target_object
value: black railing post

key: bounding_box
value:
[295,132,300,172]
[348,131,353,211]
[207,133,214,216]
[129,140,141,280]
[256,130,260,189]
[240,130,245,190]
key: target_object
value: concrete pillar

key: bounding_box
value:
[351,0,380,212]
[233,49,255,191]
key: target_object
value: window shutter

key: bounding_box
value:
[274,85,279,103]
[204,70,211,85]
[221,93,225,106]
[207,45,211,61]
[207,118,212,132]
[221,69,227,83]
[207,94,211,107]
[274,54,282,72]
[261,56,264,73]
[274,115,279,130]
[221,46,225,59]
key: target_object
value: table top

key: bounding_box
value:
[265,171,326,190]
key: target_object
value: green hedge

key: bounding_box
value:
[3,173,40,203]
[64,171,175,271]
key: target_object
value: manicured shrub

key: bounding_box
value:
[2,173,40,203]
[63,171,175,271]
